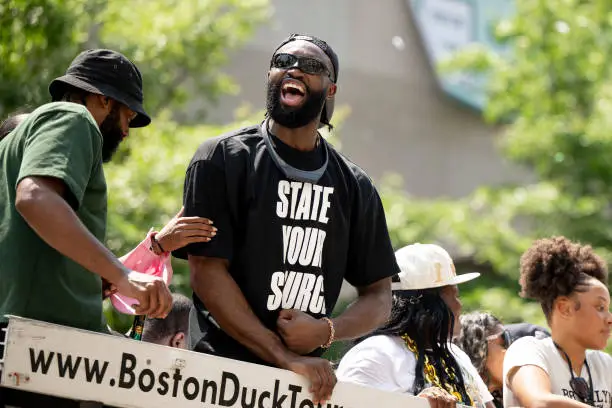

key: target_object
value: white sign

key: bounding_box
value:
[409,0,515,110]
[0,316,468,408]
[415,0,474,65]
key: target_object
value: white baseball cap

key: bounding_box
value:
[392,243,480,291]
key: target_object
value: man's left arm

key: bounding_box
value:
[277,278,392,353]
[330,277,392,339]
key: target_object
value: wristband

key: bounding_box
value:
[149,232,166,255]
[320,317,335,349]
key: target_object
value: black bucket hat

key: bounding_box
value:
[49,49,151,128]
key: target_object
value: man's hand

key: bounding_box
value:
[115,271,173,318]
[156,207,217,252]
[285,355,336,405]
[102,278,117,300]
[277,309,330,354]
[417,387,458,408]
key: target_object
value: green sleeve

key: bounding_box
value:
[17,109,102,209]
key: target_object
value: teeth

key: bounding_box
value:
[283,82,305,93]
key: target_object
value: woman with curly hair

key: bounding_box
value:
[504,236,612,408]
[455,312,505,406]
[337,244,494,408]
[454,312,550,408]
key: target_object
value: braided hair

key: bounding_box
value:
[363,288,471,402]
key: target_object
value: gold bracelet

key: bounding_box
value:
[321,317,335,349]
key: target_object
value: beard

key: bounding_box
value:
[99,106,124,163]
[266,80,326,129]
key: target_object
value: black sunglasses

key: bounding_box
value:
[570,377,593,404]
[486,330,510,349]
[271,53,332,79]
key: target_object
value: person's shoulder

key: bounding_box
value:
[329,146,374,185]
[348,335,409,359]
[18,102,101,145]
[507,335,552,359]
[509,333,548,348]
[505,323,551,345]
[190,124,261,163]
[587,348,612,369]
[32,102,97,125]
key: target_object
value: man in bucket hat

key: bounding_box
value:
[0,49,172,336]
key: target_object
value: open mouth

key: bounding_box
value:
[280,79,306,107]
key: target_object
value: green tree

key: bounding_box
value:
[1,0,269,117]
[381,0,612,326]
[0,0,89,114]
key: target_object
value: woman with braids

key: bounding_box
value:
[454,312,550,408]
[504,236,612,408]
[337,243,494,408]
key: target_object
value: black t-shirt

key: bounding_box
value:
[174,124,399,365]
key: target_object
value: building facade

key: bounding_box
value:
[206,0,529,198]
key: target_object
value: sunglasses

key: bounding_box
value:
[486,330,510,349]
[570,377,593,404]
[271,53,332,79]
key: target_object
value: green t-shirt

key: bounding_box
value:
[0,102,107,332]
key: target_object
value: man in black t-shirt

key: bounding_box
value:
[174,34,399,403]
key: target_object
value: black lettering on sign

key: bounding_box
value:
[84,357,109,384]
[157,371,170,395]
[138,368,155,392]
[202,379,219,404]
[258,391,271,408]
[56,353,81,379]
[172,369,183,398]
[220,371,240,406]
[29,348,54,374]
[118,352,136,389]
[241,386,258,408]
[272,379,287,408]
[289,383,302,408]
[183,376,200,401]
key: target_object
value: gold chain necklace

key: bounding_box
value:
[401,334,473,406]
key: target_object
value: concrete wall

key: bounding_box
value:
[205,0,529,198]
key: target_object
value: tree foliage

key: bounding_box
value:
[1,0,269,117]
[383,0,612,327]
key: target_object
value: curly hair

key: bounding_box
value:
[0,108,31,141]
[519,236,608,319]
[453,312,503,381]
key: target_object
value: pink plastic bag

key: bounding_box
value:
[110,232,173,315]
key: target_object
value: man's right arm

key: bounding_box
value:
[188,255,291,366]
[189,255,336,404]
[16,176,171,318]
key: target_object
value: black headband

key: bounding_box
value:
[272,34,339,83]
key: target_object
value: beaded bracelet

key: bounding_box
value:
[321,317,335,349]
